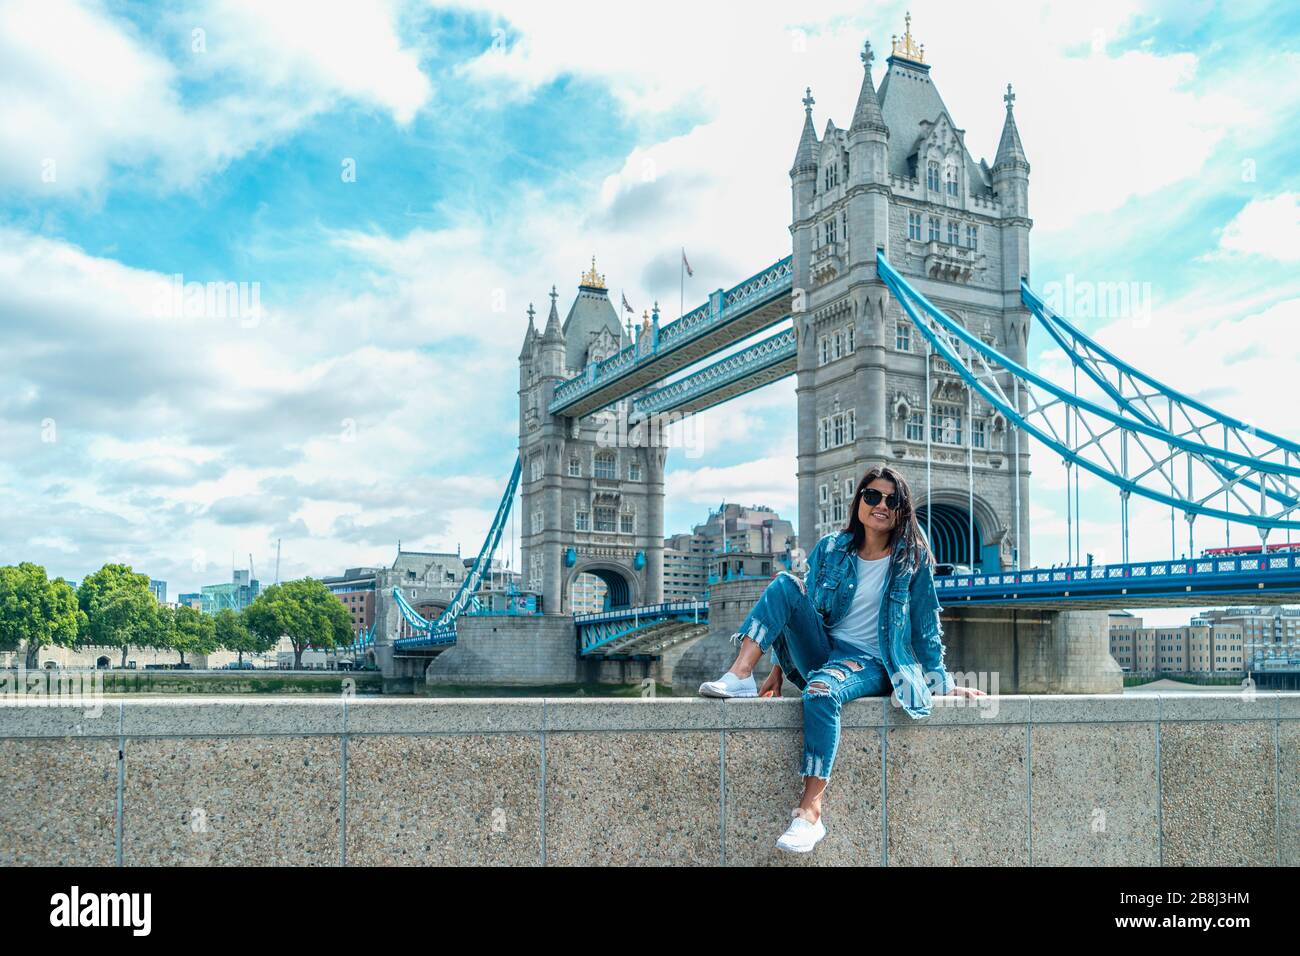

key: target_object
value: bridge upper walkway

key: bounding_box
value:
[548,257,792,417]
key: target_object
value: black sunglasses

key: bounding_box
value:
[861,487,901,510]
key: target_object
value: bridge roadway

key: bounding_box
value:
[566,551,1300,657]
[548,257,792,418]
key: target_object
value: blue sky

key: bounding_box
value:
[2,0,1299,623]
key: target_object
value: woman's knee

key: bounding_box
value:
[773,570,807,598]
[802,669,844,704]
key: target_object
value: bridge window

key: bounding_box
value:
[932,403,963,445]
[824,216,838,245]
[846,409,856,442]
[927,161,940,191]
[906,410,925,441]
[568,457,582,477]
[575,510,590,532]
[832,332,842,360]
[532,510,544,535]
[844,324,854,352]
[619,511,635,534]
[594,453,616,479]
[966,224,979,250]
[529,554,542,590]
[833,498,847,523]
[928,216,940,242]
[819,483,829,504]
[530,457,543,482]
[947,220,959,245]
[594,506,616,532]
[972,419,986,449]
[896,321,911,351]
[819,418,831,451]
[819,336,830,365]
[628,461,642,481]
[945,163,958,197]
[833,414,845,446]
[908,211,922,241]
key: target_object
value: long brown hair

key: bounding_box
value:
[843,464,933,571]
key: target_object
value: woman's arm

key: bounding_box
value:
[908,558,957,695]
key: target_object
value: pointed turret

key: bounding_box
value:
[518,302,537,360]
[850,41,888,134]
[541,285,563,341]
[789,87,820,294]
[994,83,1029,171]
[848,39,890,190]
[790,87,819,175]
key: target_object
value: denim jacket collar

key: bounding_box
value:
[828,530,910,565]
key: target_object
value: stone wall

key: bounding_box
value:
[424,614,578,686]
[2,693,1295,866]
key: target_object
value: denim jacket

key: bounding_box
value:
[803,530,955,718]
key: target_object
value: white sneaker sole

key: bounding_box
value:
[697,681,757,699]
[776,828,826,853]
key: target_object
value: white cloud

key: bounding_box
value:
[0,0,432,196]
[0,227,520,593]
[1214,192,1300,261]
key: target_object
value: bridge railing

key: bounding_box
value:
[574,599,709,626]
[937,552,1300,593]
[632,325,795,419]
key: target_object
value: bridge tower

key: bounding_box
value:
[792,17,1033,571]
[518,261,667,615]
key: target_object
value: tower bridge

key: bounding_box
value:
[370,20,1300,693]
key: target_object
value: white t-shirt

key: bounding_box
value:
[829,554,891,659]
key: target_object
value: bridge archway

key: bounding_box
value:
[564,562,639,614]
[915,491,1004,572]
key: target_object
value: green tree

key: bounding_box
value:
[77,564,166,667]
[214,608,252,664]
[167,604,218,667]
[244,579,351,669]
[0,563,84,669]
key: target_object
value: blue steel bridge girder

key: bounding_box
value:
[1021,281,1300,515]
[877,252,1300,533]
[391,456,523,649]
[548,257,793,418]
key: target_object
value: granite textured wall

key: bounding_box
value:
[1,693,1295,866]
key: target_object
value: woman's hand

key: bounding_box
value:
[758,665,783,698]
[945,684,986,698]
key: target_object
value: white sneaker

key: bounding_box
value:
[776,809,826,854]
[697,671,757,699]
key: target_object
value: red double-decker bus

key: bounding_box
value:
[1201,541,1300,557]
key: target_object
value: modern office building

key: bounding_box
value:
[200,569,261,615]
[177,592,202,610]
[149,579,167,603]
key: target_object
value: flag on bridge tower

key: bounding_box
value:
[680,248,695,319]
[621,291,634,313]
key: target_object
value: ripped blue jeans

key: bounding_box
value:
[732,572,894,782]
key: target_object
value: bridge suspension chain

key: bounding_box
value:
[392,456,523,644]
